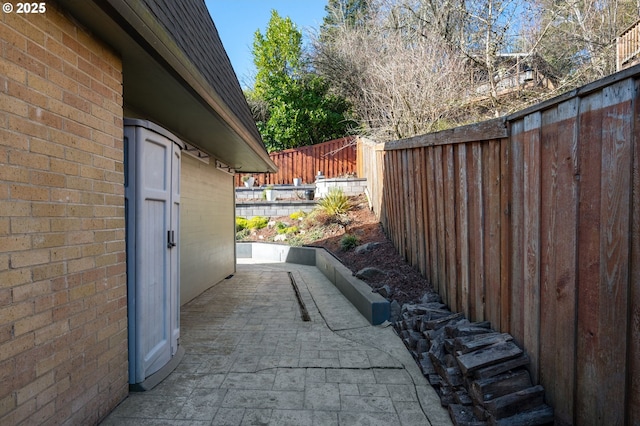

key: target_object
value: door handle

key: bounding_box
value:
[167,230,176,248]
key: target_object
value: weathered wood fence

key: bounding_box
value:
[358,67,639,425]
[236,136,356,186]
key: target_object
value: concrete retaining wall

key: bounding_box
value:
[315,177,367,198]
[236,200,317,219]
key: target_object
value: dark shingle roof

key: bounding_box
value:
[140,0,263,145]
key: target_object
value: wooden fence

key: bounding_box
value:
[236,136,356,186]
[357,66,640,425]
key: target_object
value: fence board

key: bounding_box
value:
[523,112,542,383]
[576,90,605,426]
[434,146,447,303]
[630,79,640,426]
[236,137,356,186]
[550,98,579,426]
[539,105,560,417]
[509,119,525,345]
[484,140,501,330]
[419,148,432,284]
[413,148,426,277]
[593,80,633,425]
[500,131,512,333]
[443,145,458,312]
[456,145,470,317]
[468,143,485,321]
[427,148,440,294]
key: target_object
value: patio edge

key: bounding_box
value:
[236,242,390,325]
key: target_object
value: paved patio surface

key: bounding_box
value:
[101,260,452,425]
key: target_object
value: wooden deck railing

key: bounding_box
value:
[358,67,640,425]
[617,18,640,70]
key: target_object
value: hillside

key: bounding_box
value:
[237,194,434,305]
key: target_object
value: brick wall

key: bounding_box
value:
[0,4,127,425]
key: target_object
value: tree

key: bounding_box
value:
[248,10,356,152]
[321,0,372,33]
[252,10,302,98]
[529,0,639,89]
[312,3,469,141]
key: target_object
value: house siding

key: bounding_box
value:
[180,154,235,305]
[0,4,127,425]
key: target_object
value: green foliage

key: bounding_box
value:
[247,216,269,230]
[249,10,356,153]
[340,233,359,251]
[277,225,299,235]
[235,217,249,232]
[235,228,250,240]
[290,210,306,221]
[254,74,356,152]
[252,10,303,98]
[317,188,350,216]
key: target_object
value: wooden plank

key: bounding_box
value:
[575,90,604,426]
[484,385,545,420]
[468,142,485,322]
[401,150,411,260]
[522,111,541,384]
[406,149,418,268]
[456,341,523,374]
[469,369,532,405]
[473,354,531,380]
[434,146,447,303]
[443,145,458,312]
[509,120,525,345]
[538,105,559,413]
[456,145,470,318]
[413,148,427,277]
[499,136,511,333]
[387,150,399,250]
[420,147,433,284]
[384,117,508,150]
[426,147,440,294]
[546,98,579,425]
[595,79,633,424]
[394,150,404,256]
[484,140,501,331]
[629,78,640,426]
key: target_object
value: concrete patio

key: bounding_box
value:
[101,259,452,425]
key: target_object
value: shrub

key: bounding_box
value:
[235,217,249,232]
[247,216,268,230]
[290,210,306,221]
[302,209,332,228]
[235,228,250,240]
[318,188,350,216]
[340,234,359,251]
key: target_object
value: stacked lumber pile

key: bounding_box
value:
[395,296,554,426]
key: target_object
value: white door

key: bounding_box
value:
[125,120,181,385]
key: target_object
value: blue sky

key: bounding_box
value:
[205,0,328,89]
